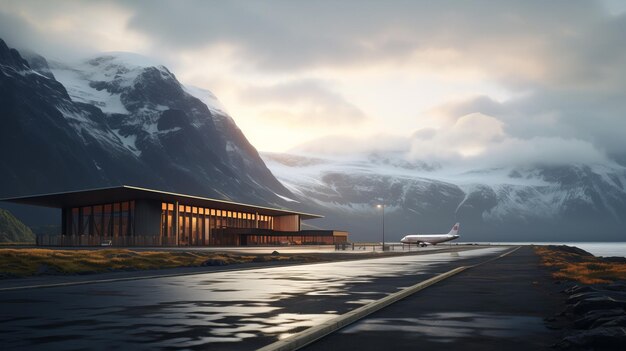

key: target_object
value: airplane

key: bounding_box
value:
[400,223,460,247]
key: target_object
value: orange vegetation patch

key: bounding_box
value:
[0,249,321,278]
[535,246,626,284]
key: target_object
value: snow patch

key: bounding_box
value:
[157,127,182,135]
[56,105,91,123]
[95,52,164,69]
[111,129,141,157]
[275,193,299,203]
[226,141,238,153]
[184,85,228,115]
[51,64,130,114]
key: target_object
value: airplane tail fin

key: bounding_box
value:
[448,222,460,235]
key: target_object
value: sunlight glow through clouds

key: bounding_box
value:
[2,0,626,164]
[174,45,513,152]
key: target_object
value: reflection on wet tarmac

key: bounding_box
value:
[340,312,546,342]
[0,247,506,350]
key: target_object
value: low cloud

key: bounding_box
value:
[291,134,410,156]
[407,113,611,168]
[475,137,610,167]
[409,113,505,160]
[0,2,147,61]
[296,112,613,170]
[424,95,508,125]
[425,88,626,160]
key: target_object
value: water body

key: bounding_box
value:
[478,242,626,258]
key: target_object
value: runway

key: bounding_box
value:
[0,246,510,350]
[304,246,563,351]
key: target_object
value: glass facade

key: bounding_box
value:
[245,234,339,245]
[13,185,346,247]
[160,202,274,246]
[158,202,344,246]
[59,199,342,246]
[65,201,135,237]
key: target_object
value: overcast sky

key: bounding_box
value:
[2,0,626,167]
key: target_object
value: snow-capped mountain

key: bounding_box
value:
[0,39,294,225]
[262,151,626,241]
[2,36,625,241]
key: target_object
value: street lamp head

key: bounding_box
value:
[377,204,383,208]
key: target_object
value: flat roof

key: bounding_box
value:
[0,185,323,220]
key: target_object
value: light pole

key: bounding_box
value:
[377,203,385,251]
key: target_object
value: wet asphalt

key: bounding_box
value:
[0,246,510,350]
[304,246,564,351]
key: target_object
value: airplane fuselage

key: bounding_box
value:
[400,223,461,246]
[400,234,459,245]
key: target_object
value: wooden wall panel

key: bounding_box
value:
[273,215,300,231]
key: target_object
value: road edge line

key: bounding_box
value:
[257,265,468,351]
[468,245,521,268]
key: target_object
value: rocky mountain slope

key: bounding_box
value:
[263,152,626,242]
[0,208,35,243]
[0,39,294,225]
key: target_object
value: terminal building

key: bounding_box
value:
[1,185,348,247]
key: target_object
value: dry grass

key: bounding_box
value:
[535,246,626,284]
[0,248,321,278]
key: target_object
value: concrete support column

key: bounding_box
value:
[174,201,179,246]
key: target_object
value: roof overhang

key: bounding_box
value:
[0,185,323,220]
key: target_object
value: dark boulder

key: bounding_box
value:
[574,309,624,329]
[558,327,626,350]
[590,315,626,329]
[604,283,626,291]
[564,285,597,295]
[573,296,626,315]
[568,292,606,305]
